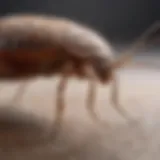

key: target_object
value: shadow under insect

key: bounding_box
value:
[0,106,56,150]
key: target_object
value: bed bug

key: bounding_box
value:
[0,14,158,124]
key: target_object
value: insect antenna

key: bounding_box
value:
[113,21,160,69]
[110,21,160,121]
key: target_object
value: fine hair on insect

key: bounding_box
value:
[0,13,159,127]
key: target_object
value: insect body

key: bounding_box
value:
[0,14,158,124]
[0,14,115,124]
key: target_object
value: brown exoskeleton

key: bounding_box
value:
[0,13,158,125]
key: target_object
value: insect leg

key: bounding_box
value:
[86,68,100,122]
[110,73,131,120]
[54,64,71,126]
[11,80,29,105]
[87,79,100,122]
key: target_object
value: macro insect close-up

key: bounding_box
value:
[0,13,159,128]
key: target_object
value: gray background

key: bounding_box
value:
[0,0,159,43]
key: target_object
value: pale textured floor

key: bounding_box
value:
[0,54,160,160]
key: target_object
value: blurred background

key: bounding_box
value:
[0,0,159,46]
